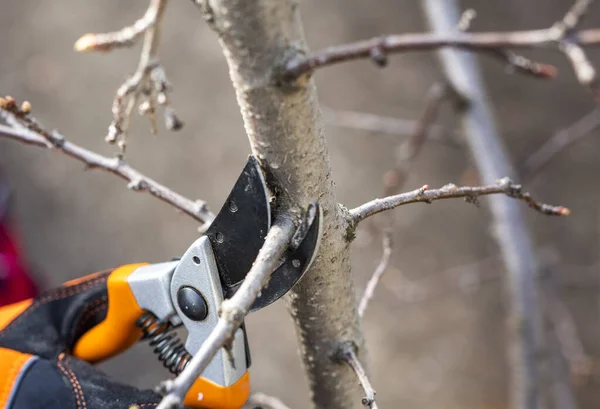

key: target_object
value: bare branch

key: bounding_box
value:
[335,342,378,409]
[522,106,600,179]
[244,393,293,409]
[156,217,296,409]
[75,0,182,154]
[280,2,600,84]
[357,232,392,317]
[550,0,598,88]
[350,178,569,225]
[561,42,597,86]
[0,104,215,226]
[74,3,159,52]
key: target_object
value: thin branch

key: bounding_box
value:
[350,178,569,225]
[75,0,182,154]
[358,232,392,317]
[244,393,293,409]
[156,217,296,409]
[0,104,215,226]
[335,342,378,409]
[279,4,600,84]
[553,0,598,88]
[74,4,159,52]
[522,106,600,179]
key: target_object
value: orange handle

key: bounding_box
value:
[185,371,251,409]
[73,263,147,362]
[71,262,251,409]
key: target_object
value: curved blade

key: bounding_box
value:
[250,202,322,312]
[206,156,271,296]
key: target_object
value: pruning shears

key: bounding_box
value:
[71,156,322,409]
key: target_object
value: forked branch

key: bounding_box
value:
[75,0,182,154]
[349,178,570,226]
[0,100,214,226]
[281,0,599,86]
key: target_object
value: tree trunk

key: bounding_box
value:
[206,1,365,408]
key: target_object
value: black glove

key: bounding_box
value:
[0,270,162,409]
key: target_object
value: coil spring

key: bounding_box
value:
[136,311,191,375]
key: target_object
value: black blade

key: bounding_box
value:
[250,202,322,312]
[206,156,271,295]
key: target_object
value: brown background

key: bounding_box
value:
[1,1,599,408]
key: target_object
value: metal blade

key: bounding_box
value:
[249,202,322,311]
[205,156,271,297]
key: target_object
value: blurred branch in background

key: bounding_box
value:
[322,107,461,147]
[0,99,215,227]
[522,106,600,180]
[74,0,183,154]
[420,1,580,409]
[358,83,453,317]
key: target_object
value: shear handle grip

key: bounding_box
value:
[73,263,148,363]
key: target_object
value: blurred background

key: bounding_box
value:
[1,1,599,408]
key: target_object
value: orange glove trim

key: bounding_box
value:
[0,299,33,332]
[0,347,34,407]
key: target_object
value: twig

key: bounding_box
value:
[155,217,296,409]
[322,107,460,146]
[280,2,600,84]
[335,342,378,409]
[357,232,392,317]
[552,0,598,87]
[244,393,293,409]
[522,106,600,179]
[74,4,159,52]
[0,104,215,226]
[75,0,182,154]
[350,178,569,225]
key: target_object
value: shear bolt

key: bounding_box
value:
[177,286,208,321]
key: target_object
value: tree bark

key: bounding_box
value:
[422,1,546,409]
[206,1,364,408]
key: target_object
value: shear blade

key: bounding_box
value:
[205,156,271,295]
[205,155,322,310]
[249,202,322,312]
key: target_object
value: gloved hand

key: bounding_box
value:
[0,269,163,409]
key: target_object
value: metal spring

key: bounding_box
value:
[136,311,191,375]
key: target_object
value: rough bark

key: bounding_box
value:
[422,1,547,409]
[206,1,364,408]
